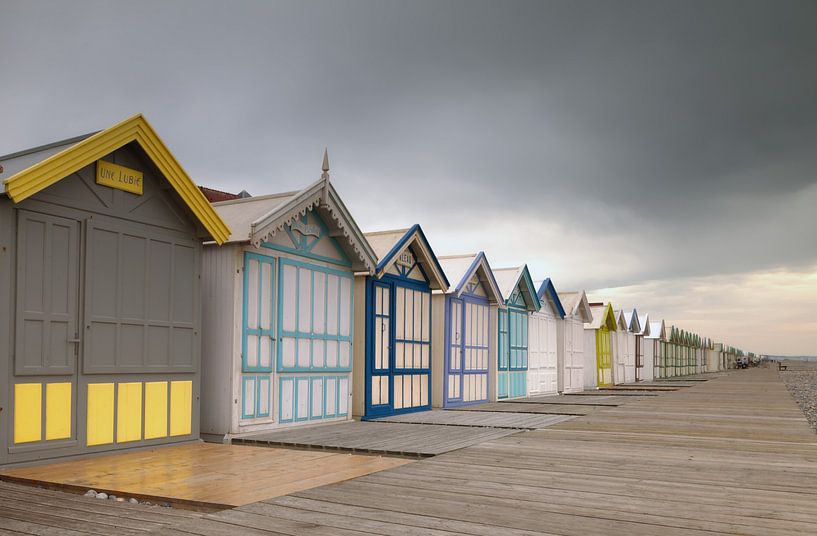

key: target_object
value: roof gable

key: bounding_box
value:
[586,302,617,331]
[558,291,593,323]
[2,114,230,244]
[536,279,566,318]
[616,310,629,331]
[438,252,503,304]
[623,308,642,333]
[213,178,377,272]
[646,319,666,340]
[367,225,449,290]
[637,313,651,336]
[494,265,541,312]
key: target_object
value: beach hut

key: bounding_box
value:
[493,266,541,399]
[635,312,651,382]
[0,114,230,465]
[666,326,678,377]
[353,226,449,419]
[705,338,719,372]
[615,309,640,384]
[527,279,566,396]
[199,165,377,440]
[713,342,724,371]
[677,328,687,376]
[556,291,593,393]
[431,253,503,408]
[584,303,617,388]
[646,319,667,379]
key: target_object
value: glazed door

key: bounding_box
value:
[596,327,613,387]
[12,211,80,449]
[367,281,391,415]
[507,308,528,398]
[392,284,430,412]
[367,281,431,416]
[241,253,274,421]
[497,309,509,399]
[461,299,489,403]
[446,298,464,403]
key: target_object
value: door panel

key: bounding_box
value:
[370,282,390,407]
[447,298,463,402]
[15,212,80,376]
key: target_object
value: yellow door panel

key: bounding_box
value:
[45,383,72,440]
[14,383,42,443]
[117,383,143,443]
[169,380,192,437]
[87,383,115,446]
[144,381,168,440]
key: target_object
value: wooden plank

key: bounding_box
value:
[374,410,576,429]
[235,421,520,456]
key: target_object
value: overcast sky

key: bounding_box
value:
[2,0,815,354]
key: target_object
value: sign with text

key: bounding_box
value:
[96,160,143,195]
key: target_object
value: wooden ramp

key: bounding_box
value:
[375,409,576,429]
[162,369,817,535]
[234,421,520,457]
[0,479,202,535]
[0,443,410,510]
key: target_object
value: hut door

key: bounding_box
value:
[497,309,509,399]
[568,319,585,391]
[635,336,642,381]
[447,298,463,403]
[13,211,80,445]
[368,282,391,415]
[15,211,80,375]
[448,298,489,405]
[392,284,430,413]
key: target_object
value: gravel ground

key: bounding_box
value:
[779,361,817,434]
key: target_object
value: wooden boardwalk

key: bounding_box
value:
[0,480,202,535]
[161,369,817,535]
[235,421,520,457]
[375,409,576,429]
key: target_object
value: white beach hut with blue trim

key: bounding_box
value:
[431,253,503,407]
[199,159,377,441]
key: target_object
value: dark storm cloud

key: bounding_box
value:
[2,0,816,291]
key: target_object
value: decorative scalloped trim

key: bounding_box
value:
[251,192,375,273]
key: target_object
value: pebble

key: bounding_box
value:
[84,490,97,498]
[96,492,108,500]
[780,364,817,434]
[108,495,117,501]
[129,498,139,504]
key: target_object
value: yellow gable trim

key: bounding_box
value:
[602,303,618,331]
[3,114,230,244]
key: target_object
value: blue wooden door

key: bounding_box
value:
[367,281,392,417]
[366,279,431,417]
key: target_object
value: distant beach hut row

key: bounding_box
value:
[0,115,754,464]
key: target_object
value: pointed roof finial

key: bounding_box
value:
[321,148,330,180]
